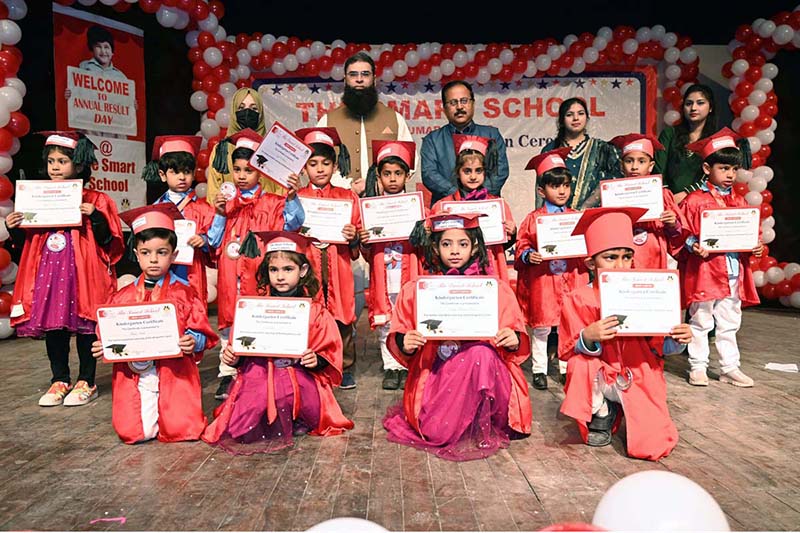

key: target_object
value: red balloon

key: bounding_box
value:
[761,189,773,203]
[206,93,225,112]
[762,102,778,117]
[330,47,345,64]
[750,154,763,168]
[405,67,420,83]
[663,86,681,101]
[735,24,753,42]
[607,42,623,62]
[755,114,772,129]
[732,46,748,60]
[211,65,228,82]
[0,249,9,271]
[745,35,764,52]
[191,80,202,91]
[760,255,778,270]
[6,112,28,138]
[192,60,211,80]
[197,31,215,49]
[187,46,203,63]
[201,74,220,93]
[287,37,301,54]
[0,175,11,201]
[745,66,762,83]
[760,203,773,219]
[761,284,778,300]
[474,50,489,66]
[453,67,466,81]
[196,148,210,169]
[112,2,131,12]
[235,33,248,48]
[194,167,206,183]
[162,0,177,6]
[730,96,748,115]
[758,145,771,160]
[738,121,756,137]
[0,129,12,153]
[190,0,209,20]
[208,0,225,19]
[177,0,196,10]
[722,61,734,78]
[235,79,248,89]
[305,59,320,77]
[766,91,777,104]
[139,0,161,14]
[749,255,761,269]
[0,50,20,76]
[748,53,766,67]
[735,81,754,97]
[429,53,442,65]
[464,63,478,79]
[762,244,770,257]
[790,273,800,291]
[319,56,333,72]
[777,280,793,297]
[259,51,274,69]
[441,43,456,59]
[272,42,288,59]
[206,111,215,120]
[418,60,431,76]
[733,182,748,196]
[379,51,393,66]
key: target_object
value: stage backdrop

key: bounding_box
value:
[52,2,147,217]
[257,66,657,226]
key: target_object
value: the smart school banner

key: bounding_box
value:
[257,67,657,225]
[52,3,147,215]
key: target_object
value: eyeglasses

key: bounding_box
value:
[445,97,473,108]
[346,70,373,79]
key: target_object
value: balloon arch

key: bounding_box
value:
[0,0,798,331]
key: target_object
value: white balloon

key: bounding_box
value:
[752,18,766,31]
[664,110,681,126]
[206,266,218,286]
[440,59,455,76]
[271,60,286,76]
[379,68,394,83]
[0,199,12,218]
[0,222,7,242]
[310,41,326,59]
[0,20,21,46]
[155,6,178,28]
[748,177,767,193]
[748,90,767,106]
[190,91,208,112]
[753,270,766,287]
[731,118,743,132]
[430,42,442,55]
[535,54,552,71]
[665,65,682,80]
[757,20,776,38]
[663,46,680,64]
[753,166,774,182]
[4,78,25,98]
[195,183,208,199]
[261,34,276,50]
[307,517,388,533]
[731,59,749,76]
[744,190,763,205]
[0,87,22,113]
[524,61,537,78]
[769,118,777,131]
[790,291,800,309]
[563,34,579,47]
[762,215,775,228]
[762,227,776,244]
[762,63,779,79]
[452,51,468,68]
[592,471,730,531]
[747,137,762,154]
[5,0,27,20]
[651,25,666,40]
[0,317,13,339]
[726,39,742,54]
[661,32,678,48]
[476,67,491,85]
[583,47,599,64]
[207,283,217,304]
[331,39,346,49]
[741,105,759,122]
[116,274,136,290]
[174,10,190,30]
[597,27,613,40]
[0,155,12,175]
[680,47,698,64]
[284,55,298,72]
[636,27,652,43]
[202,47,223,68]
[235,49,251,66]
[99,0,119,5]
[757,129,775,145]
[0,262,17,284]
[593,36,608,51]
[197,13,219,33]
[330,65,344,81]
[8,137,19,156]
[214,26,227,43]
[200,118,220,139]
[219,82,237,99]
[77,0,96,5]
[215,109,230,129]
[247,40,263,57]
[185,30,200,48]
[417,43,432,60]
[572,58,586,74]
[783,263,800,278]
[754,78,773,93]
[236,65,251,79]
[766,266,785,284]
[487,58,503,75]
[499,48,515,65]
[547,44,562,60]
[736,168,753,183]
[622,39,638,55]
[428,66,442,83]
[392,60,408,77]
[728,75,742,92]
[296,47,311,64]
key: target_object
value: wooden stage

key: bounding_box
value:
[0,306,798,531]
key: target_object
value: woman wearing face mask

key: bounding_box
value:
[206,87,285,203]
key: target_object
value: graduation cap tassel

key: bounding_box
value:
[140,161,161,184]
[337,143,351,179]
[485,140,499,190]
[212,138,231,174]
[238,231,262,258]
[737,138,753,170]
[125,231,138,263]
[409,219,430,248]
[72,137,98,168]
[362,164,379,198]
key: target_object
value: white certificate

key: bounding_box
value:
[358,192,424,243]
[535,212,587,259]
[173,219,196,266]
[415,276,499,339]
[440,199,507,245]
[699,207,760,253]
[298,196,353,244]
[598,269,682,336]
[250,121,312,189]
[600,175,664,221]
[15,179,83,227]
[231,297,311,357]
[96,302,182,363]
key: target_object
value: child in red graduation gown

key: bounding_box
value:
[515,148,589,390]
[142,135,226,303]
[558,207,693,461]
[383,213,531,461]
[358,140,425,390]
[608,133,687,269]
[294,127,361,389]
[680,128,763,387]
[202,231,353,454]
[6,131,125,407]
[430,134,515,282]
[92,204,218,444]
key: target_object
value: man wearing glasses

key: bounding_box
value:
[421,80,510,205]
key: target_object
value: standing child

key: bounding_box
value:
[558,207,693,460]
[383,212,531,461]
[515,147,589,390]
[141,135,226,302]
[214,128,304,400]
[608,133,687,269]
[681,127,763,387]
[295,127,361,390]
[358,140,423,390]
[5,131,124,407]
[92,204,218,443]
[431,134,516,282]
[202,231,353,454]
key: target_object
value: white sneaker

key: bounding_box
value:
[63,380,98,406]
[688,368,709,386]
[719,369,754,388]
[38,382,72,407]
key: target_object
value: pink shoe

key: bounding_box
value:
[63,380,98,406]
[38,382,72,407]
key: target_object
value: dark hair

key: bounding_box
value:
[378,155,410,175]
[158,151,196,175]
[674,84,717,153]
[554,97,589,147]
[134,227,177,250]
[344,51,375,74]
[705,146,743,167]
[87,25,114,51]
[42,145,93,183]
[309,142,337,163]
[256,250,320,298]
[362,155,410,198]
[441,80,474,103]
[422,227,490,274]
[230,146,255,163]
[453,150,485,193]
[538,167,573,189]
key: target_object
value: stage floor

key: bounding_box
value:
[0,307,798,532]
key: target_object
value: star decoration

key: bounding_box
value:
[271,85,282,95]
[611,79,622,88]
[574,79,585,88]
[309,84,321,94]
[287,84,295,92]
[626,79,635,86]
[537,79,548,89]
[424,82,436,92]
[386,82,397,93]
[500,82,511,90]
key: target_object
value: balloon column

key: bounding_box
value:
[722,8,800,308]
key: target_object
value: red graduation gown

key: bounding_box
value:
[387,276,532,437]
[11,189,124,326]
[297,183,361,324]
[174,191,218,302]
[631,188,688,269]
[362,239,423,328]
[680,189,760,307]
[514,206,589,328]
[558,283,678,461]
[104,273,219,444]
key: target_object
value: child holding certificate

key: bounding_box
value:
[93,203,218,444]
[558,206,692,460]
[202,231,353,454]
[6,131,124,407]
[681,128,763,388]
[141,135,227,303]
[383,212,531,461]
[358,140,423,390]
[213,128,304,401]
[515,148,589,390]
[430,134,516,282]
[294,127,361,390]
[608,133,687,269]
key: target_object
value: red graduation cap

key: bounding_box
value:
[609,133,665,158]
[686,127,741,160]
[427,212,486,233]
[228,128,263,151]
[295,127,342,148]
[525,147,572,175]
[571,206,648,257]
[372,140,416,168]
[152,135,202,159]
[119,202,183,234]
[255,230,316,255]
[453,134,490,157]
[37,130,90,150]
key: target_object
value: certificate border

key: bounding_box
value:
[599,174,664,222]
[16,179,84,228]
[172,219,197,266]
[230,295,312,358]
[534,211,588,260]
[698,207,761,253]
[250,120,313,189]
[414,275,499,341]
[358,191,425,244]
[96,300,183,363]
[597,268,682,337]
[440,199,508,246]
[298,196,353,244]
